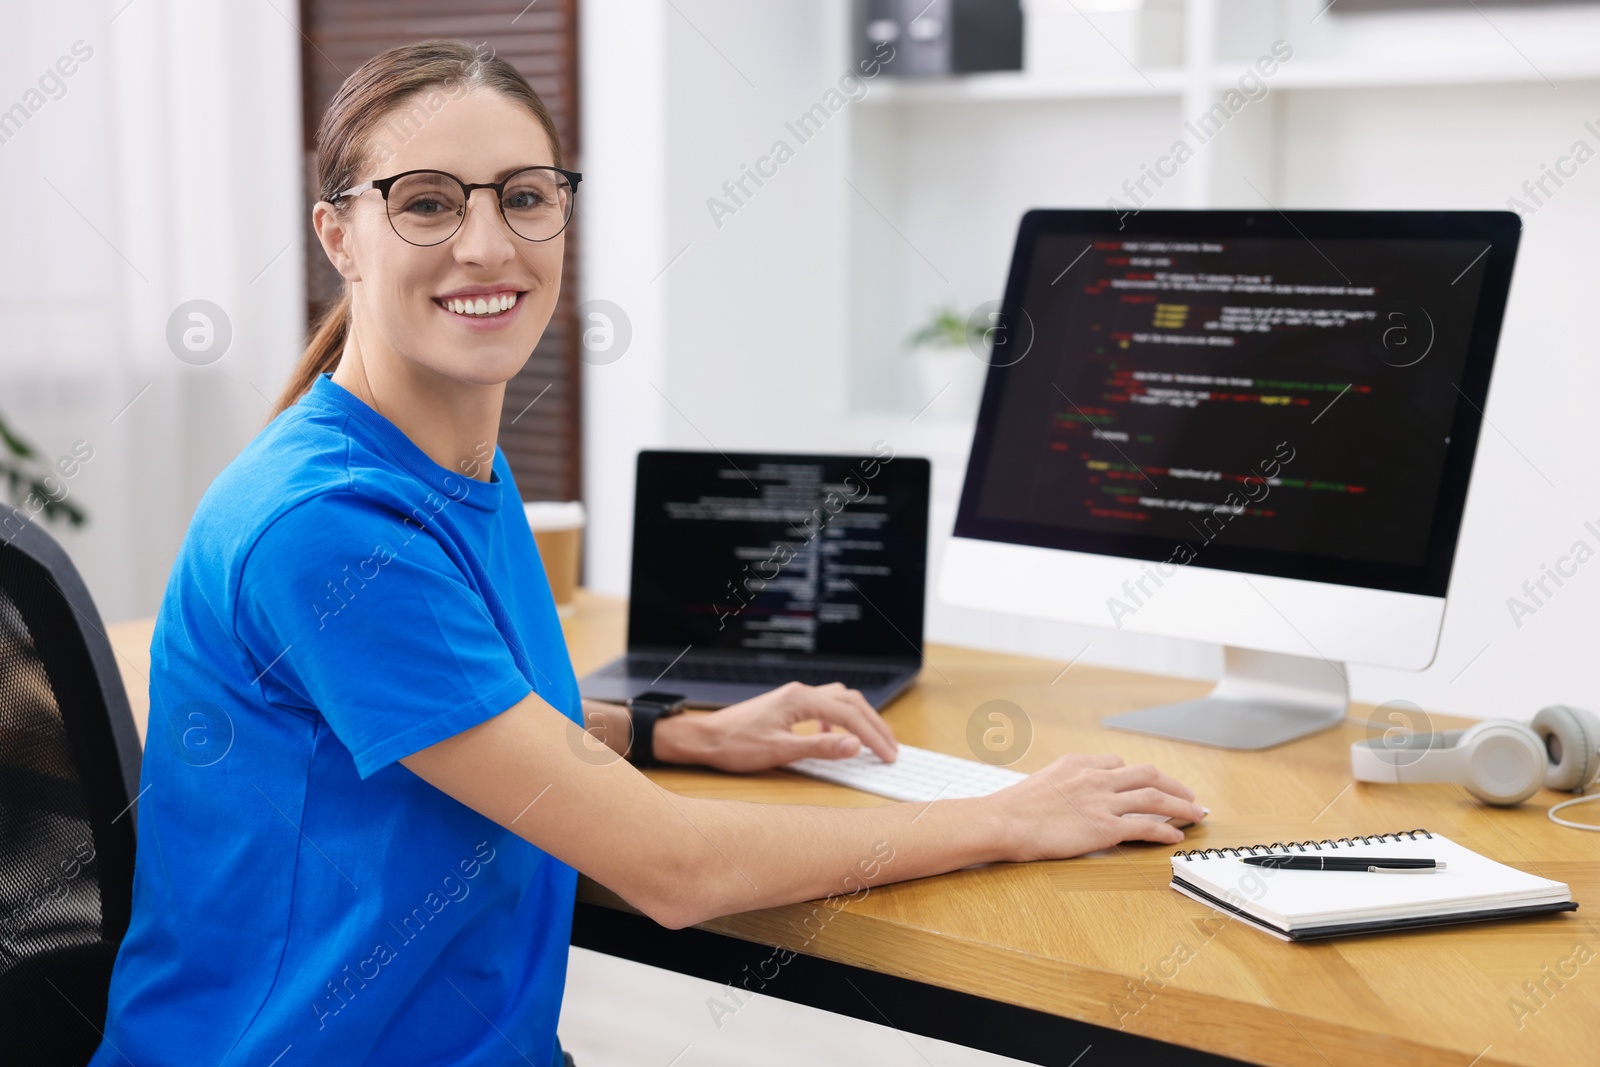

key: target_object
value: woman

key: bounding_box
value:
[94,40,1202,1067]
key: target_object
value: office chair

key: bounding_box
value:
[0,509,142,1064]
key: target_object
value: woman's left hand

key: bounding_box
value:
[654,681,900,774]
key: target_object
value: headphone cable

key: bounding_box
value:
[1548,789,1600,831]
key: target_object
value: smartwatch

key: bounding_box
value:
[626,691,687,768]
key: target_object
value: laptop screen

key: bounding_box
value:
[627,450,929,660]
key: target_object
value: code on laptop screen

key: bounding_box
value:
[627,450,929,659]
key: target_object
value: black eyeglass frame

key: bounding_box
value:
[331,166,583,246]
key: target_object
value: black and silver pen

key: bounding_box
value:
[1239,856,1445,872]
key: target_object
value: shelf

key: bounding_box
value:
[855,58,1600,107]
[1236,59,1600,92]
[858,69,1188,104]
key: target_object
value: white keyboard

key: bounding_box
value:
[785,743,1026,803]
[785,743,1209,826]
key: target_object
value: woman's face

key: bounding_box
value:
[317,86,565,387]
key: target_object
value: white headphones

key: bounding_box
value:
[1351,705,1600,827]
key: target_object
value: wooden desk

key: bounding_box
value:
[107,593,1598,1067]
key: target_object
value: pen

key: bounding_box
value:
[1239,856,1445,872]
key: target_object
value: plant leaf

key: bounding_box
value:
[0,413,39,460]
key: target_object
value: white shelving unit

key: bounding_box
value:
[843,0,1600,426]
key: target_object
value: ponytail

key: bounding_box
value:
[268,290,349,422]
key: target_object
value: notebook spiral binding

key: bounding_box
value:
[1174,828,1433,862]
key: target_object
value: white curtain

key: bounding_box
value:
[0,0,306,623]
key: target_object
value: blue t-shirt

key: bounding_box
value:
[93,372,582,1066]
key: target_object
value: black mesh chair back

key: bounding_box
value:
[0,508,142,1064]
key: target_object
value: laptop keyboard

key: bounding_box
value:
[609,654,908,691]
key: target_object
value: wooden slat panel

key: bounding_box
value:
[299,0,582,506]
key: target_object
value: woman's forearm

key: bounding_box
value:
[570,700,989,925]
[653,789,1010,928]
[572,700,999,925]
[405,692,1199,932]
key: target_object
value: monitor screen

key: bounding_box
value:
[628,450,930,659]
[954,210,1520,597]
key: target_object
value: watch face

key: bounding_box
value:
[631,690,687,710]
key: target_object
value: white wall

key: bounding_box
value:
[663,0,853,446]
[582,0,861,591]
[579,0,671,596]
[579,0,1600,721]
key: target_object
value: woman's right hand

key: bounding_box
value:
[987,753,1205,861]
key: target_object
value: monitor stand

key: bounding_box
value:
[1102,647,1348,750]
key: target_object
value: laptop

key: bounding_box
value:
[579,449,931,709]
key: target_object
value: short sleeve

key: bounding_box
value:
[234,493,534,777]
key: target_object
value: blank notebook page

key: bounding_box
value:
[1170,833,1571,930]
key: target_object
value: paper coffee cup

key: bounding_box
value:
[524,500,586,606]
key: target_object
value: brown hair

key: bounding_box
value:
[269,39,564,420]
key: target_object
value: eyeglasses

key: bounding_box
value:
[332,166,582,246]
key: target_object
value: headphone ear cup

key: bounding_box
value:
[1532,705,1600,793]
[1457,722,1547,806]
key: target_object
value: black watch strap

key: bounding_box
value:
[626,692,686,768]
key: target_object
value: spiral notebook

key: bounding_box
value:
[1170,828,1576,942]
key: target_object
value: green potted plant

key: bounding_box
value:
[0,411,88,528]
[905,304,991,420]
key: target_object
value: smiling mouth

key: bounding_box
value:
[434,292,522,317]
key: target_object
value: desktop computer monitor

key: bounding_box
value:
[941,209,1521,749]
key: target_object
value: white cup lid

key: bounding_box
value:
[524,500,587,531]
